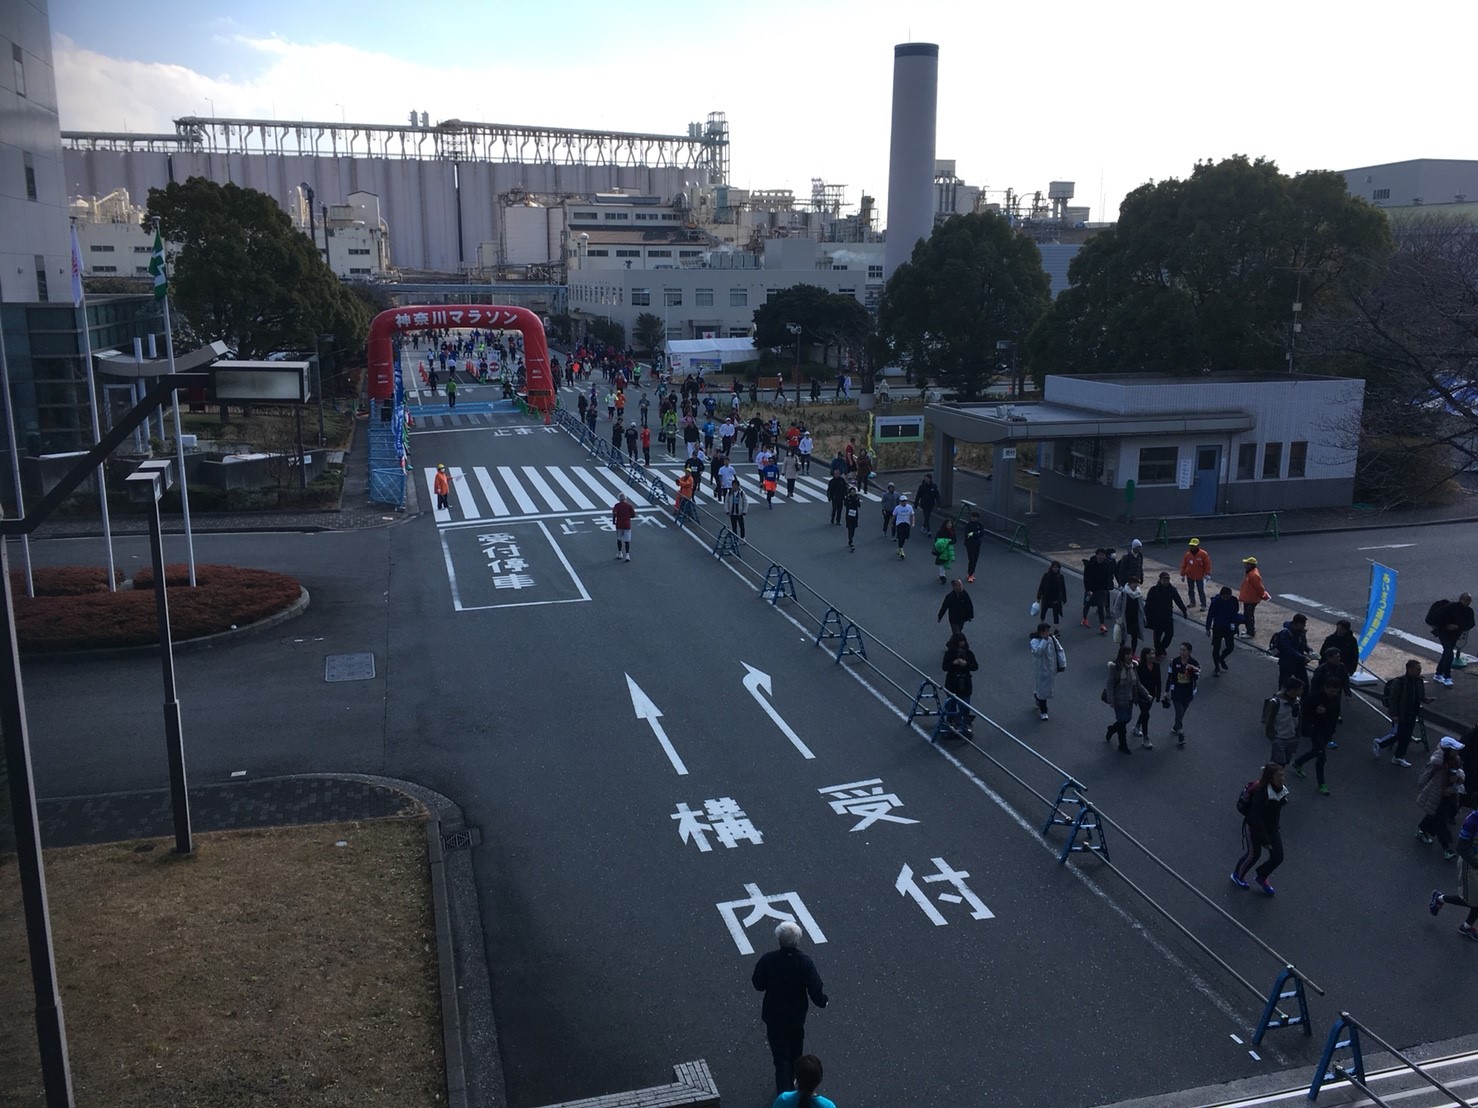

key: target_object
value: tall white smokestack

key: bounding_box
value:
[883,42,939,281]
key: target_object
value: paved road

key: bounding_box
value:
[20,407,1478,1107]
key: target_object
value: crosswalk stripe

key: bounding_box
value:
[450,467,482,520]
[472,467,509,515]
[587,465,650,504]
[570,467,624,506]
[497,466,540,514]
[520,466,568,512]
[546,468,596,510]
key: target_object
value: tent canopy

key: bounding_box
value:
[667,337,755,370]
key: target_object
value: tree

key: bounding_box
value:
[586,317,624,348]
[633,312,665,356]
[877,211,1052,400]
[146,177,370,359]
[752,284,871,381]
[1026,156,1392,376]
[1303,216,1478,505]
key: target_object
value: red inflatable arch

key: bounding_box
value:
[367,304,555,413]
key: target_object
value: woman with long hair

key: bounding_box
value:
[1103,644,1144,754]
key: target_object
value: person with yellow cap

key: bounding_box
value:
[433,463,450,511]
[1179,538,1212,610]
[1239,556,1270,638]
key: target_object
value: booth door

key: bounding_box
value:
[1190,446,1221,515]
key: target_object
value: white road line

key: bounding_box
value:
[588,465,652,503]
[425,469,449,524]
[546,468,596,510]
[539,519,591,602]
[521,466,568,513]
[1076,517,1101,527]
[1356,543,1416,551]
[497,466,540,514]
[571,467,622,505]
[472,467,509,516]
[449,467,481,520]
[1279,592,1442,653]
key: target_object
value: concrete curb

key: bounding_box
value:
[329,773,505,1108]
[19,585,311,665]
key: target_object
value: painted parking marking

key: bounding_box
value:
[440,520,591,611]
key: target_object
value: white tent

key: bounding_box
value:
[667,337,756,372]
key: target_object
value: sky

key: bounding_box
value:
[47,0,1478,227]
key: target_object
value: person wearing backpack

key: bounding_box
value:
[1264,679,1303,766]
[1232,763,1289,895]
[1270,614,1315,691]
[1416,737,1467,859]
[1429,594,1475,687]
[1429,805,1478,940]
[1375,659,1428,767]
[1292,677,1340,795]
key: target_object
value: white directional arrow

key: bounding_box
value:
[741,663,816,760]
[625,674,688,775]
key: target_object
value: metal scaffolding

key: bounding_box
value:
[62,113,731,183]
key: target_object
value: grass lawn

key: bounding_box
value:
[0,819,445,1107]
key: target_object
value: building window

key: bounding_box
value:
[695,288,714,306]
[728,328,748,338]
[349,267,371,274]
[1372,188,1390,201]
[89,244,115,253]
[12,44,25,100]
[615,249,640,258]
[730,288,748,307]
[679,250,702,258]
[135,266,150,275]
[631,288,650,306]
[1053,437,1106,482]
[1136,446,1179,485]
[1287,441,1308,478]
[1262,442,1283,480]
[92,265,117,273]
[347,247,371,255]
[1237,443,1256,480]
[587,249,608,257]
[766,289,780,301]
[664,289,682,307]
[603,212,629,221]
[868,265,884,280]
[34,255,48,302]
[23,153,36,201]
[133,245,152,253]
[838,288,856,296]
[648,249,672,258]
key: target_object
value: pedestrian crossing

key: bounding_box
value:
[421,463,883,524]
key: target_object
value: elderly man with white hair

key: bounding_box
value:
[751,920,829,1098]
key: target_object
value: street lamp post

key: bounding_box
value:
[124,459,192,856]
[786,323,802,407]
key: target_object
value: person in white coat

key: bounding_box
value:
[1029,622,1065,720]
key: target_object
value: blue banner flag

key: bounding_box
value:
[1357,563,1398,664]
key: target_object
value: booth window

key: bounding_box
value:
[1237,443,1257,480]
[1287,441,1308,478]
[1136,446,1179,485]
[1262,442,1283,479]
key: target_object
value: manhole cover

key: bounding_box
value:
[325,652,376,682]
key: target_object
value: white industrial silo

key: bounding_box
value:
[883,43,939,281]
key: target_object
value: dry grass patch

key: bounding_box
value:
[0,819,444,1107]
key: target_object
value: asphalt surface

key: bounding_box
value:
[19,382,1478,1108]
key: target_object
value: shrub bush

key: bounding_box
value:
[8,566,125,596]
[14,564,301,653]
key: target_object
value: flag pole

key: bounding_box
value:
[151,224,196,586]
[71,224,117,591]
[0,317,33,597]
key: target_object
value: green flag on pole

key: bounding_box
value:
[148,228,168,301]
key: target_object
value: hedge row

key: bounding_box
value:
[12,564,301,653]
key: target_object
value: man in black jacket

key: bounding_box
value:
[1115,539,1145,587]
[915,475,940,534]
[938,578,976,635]
[752,921,828,1097]
[1144,570,1189,656]
[1375,658,1428,767]
[1081,549,1115,633]
[1432,594,1476,687]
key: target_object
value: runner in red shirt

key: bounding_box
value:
[612,493,636,562]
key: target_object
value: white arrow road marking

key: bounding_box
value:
[625,673,688,775]
[741,663,816,759]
